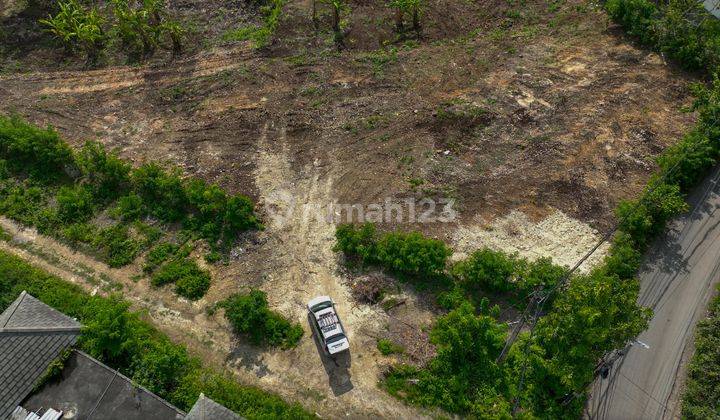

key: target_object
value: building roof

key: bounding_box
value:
[0,291,81,332]
[23,350,186,420]
[185,394,242,420]
[1,291,242,420]
[704,0,720,18]
[0,291,81,419]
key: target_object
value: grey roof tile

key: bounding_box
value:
[0,291,81,332]
[0,291,81,419]
[0,331,78,419]
[185,394,243,420]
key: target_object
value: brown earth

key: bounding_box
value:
[0,0,698,417]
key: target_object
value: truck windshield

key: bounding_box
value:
[327,333,346,344]
[310,301,333,312]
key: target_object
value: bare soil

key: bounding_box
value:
[0,0,697,417]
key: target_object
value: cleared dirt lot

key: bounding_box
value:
[0,0,696,416]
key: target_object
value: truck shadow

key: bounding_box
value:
[307,313,354,397]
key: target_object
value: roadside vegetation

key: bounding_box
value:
[682,284,720,419]
[0,115,261,300]
[335,222,648,417]
[0,250,312,419]
[605,1,720,414]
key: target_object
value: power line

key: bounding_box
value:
[506,112,720,414]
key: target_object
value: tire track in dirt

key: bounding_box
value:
[0,47,254,95]
[253,121,428,418]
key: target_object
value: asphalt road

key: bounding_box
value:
[587,166,720,420]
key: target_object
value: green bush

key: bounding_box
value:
[605,0,720,72]
[113,193,144,221]
[222,0,285,48]
[223,290,303,349]
[616,182,688,247]
[452,248,517,293]
[151,258,211,300]
[93,224,142,267]
[56,185,95,223]
[384,301,511,417]
[377,338,404,355]
[0,250,311,418]
[110,0,184,61]
[144,242,179,273]
[75,141,132,202]
[334,223,451,279]
[132,163,187,222]
[0,116,75,180]
[0,181,49,227]
[175,270,211,300]
[61,222,97,245]
[333,223,377,262]
[682,284,720,419]
[375,231,452,278]
[40,0,107,65]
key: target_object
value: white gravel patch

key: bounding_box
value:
[452,209,610,272]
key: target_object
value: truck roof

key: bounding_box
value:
[313,307,344,340]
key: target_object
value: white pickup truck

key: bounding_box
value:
[307,296,350,355]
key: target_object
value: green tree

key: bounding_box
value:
[75,141,132,202]
[389,0,423,36]
[323,0,348,49]
[534,270,651,393]
[40,0,107,65]
[56,185,95,223]
[80,296,137,364]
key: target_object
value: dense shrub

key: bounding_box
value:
[93,224,142,267]
[377,338,404,355]
[333,222,377,261]
[335,223,451,278]
[616,182,688,247]
[56,185,95,223]
[0,181,49,227]
[144,242,180,273]
[0,116,261,266]
[375,231,451,277]
[174,270,211,300]
[0,116,74,180]
[223,290,303,349]
[132,163,187,222]
[682,284,720,419]
[384,301,511,417]
[113,192,144,221]
[151,258,211,300]
[0,250,311,418]
[606,0,720,72]
[75,141,131,202]
[40,0,107,65]
[452,248,517,293]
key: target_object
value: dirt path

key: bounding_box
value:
[252,121,429,418]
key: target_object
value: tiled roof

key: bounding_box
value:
[0,291,81,331]
[0,291,81,419]
[185,394,242,420]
